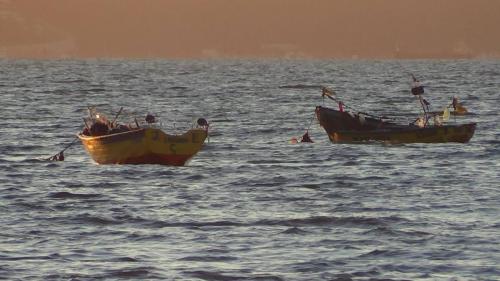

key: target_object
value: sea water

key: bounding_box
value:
[1,59,499,280]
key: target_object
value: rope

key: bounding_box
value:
[305,111,316,131]
[322,90,391,121]
[292,111,317,143]
[48,136,79,161]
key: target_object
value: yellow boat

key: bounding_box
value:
[78,127,208,166]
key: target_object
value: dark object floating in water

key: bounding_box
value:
[47,138,78,161]
[300,131,313,143]
[290,130,314,144]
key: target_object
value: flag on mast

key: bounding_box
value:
[321,87,334,97]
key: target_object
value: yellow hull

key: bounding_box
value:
[78,127,207,166]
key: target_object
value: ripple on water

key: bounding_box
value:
[1,59,499,280]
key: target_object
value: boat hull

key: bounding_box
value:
[78,128,207,166]
[316,106,476,144]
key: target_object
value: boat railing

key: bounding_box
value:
[83,107,208,137]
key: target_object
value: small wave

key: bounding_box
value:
[259,215,398,227]
[48,191,102,200]
[148,215,403,229]
[168,86,189,90]
[74,213,119,225]
[347,268,381,278]
[342,160,359,166]
[246,159,282,164]
[43,273,91,280]
[14,201,55,212]
[0,144,44,152]
[185,271,284,281]
[150,220,243,228]
[357,249,390,257]
[363,227,433,242]
[178,255,238,262]
[185,174,205,180]
[54,78,88,84]
[472,266,500,276]
[491,222,500,228]
[279,84,321,89]
[85,182,123,189]
[280,226,309,235]
[0,255,51,261]
[185,271,239,281]
[299,184,323,190]
[127,233,168,242]
[102,267,158,279]
[426,249,463,260]
[209,120,232,125]
[23,158,50,164]
[37,89,71,95]
[330,273,354,281]
[401,229,433,237]
[362,226,399,236]
[484,139,500,145]
[112,257,140,262]
[83,88,106,93]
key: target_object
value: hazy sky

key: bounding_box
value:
[1,0,500,59]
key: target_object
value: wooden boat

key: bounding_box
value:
[78,108,209,166]
[316,106,476,144]
[78,127,208,166]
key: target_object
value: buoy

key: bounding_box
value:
[300,131,313,143]
[197,118,209,128]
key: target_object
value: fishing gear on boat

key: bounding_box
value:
[111,107,124,125]
[410,74,440,127]
[410,74,437,114]
[49,107,126,161]
[321,86,391,121]
[411,74,425,96]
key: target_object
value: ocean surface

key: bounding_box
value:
[0,59,499,280]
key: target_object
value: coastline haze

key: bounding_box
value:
[1,0,500,59]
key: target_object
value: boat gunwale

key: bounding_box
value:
[316,105,476,143]
[316,106,476,132]
[333,122,477,134]
[77,128,145,141]
[77,127,207,141]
